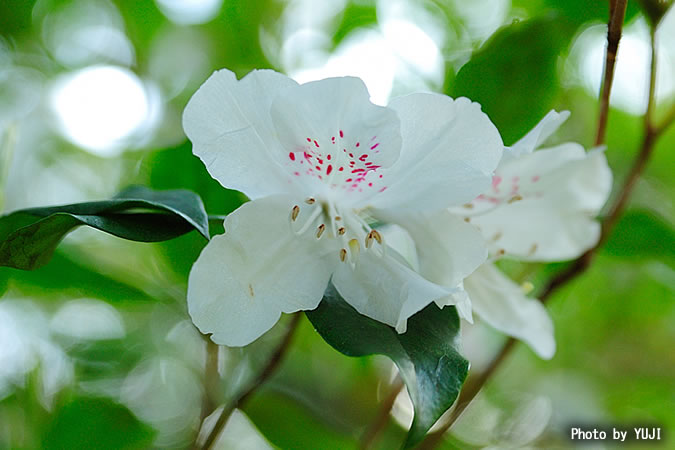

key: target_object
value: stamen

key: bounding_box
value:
[295,205,322,235]
[338,227,346,235]
[339,248,347,262]
[305,197,316,204]
[496,249,505,256]
[348,238,360,258]
[463,217,471,223]
[370,229,382,245]
[335,216,342,221]
[316,224,326,238]
[365,233,373,249]
[507,195,523,204]
[291,205,300,221]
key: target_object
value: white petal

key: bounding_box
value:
[371,94,502,213]
[464,263,555,359]
[508,110,570,158]
[332,247,452,333]
[183,69,298,199]
[188,196,336,346]
[269,77,402,203]
[468,146,612,261]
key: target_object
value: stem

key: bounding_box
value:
[197,313,302,450]
[359,377,404,450]
[199,339,220,425]
[417,10,673,450]
[595,0,627,146]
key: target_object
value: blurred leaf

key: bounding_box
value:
[332,1,378,48]
[603,209,675,263]
[0,186,209,270]
[43,396,155,450]
[245,392,356,449]
[532,0,641,26]
[451,16,571,144]
[306,283,469,447]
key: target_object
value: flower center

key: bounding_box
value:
[286,129,389,199]
[289,196,386,265]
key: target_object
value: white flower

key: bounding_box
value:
[183,69,503,346]
[442,111,613,358]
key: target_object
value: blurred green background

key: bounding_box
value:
[1,0,673,448]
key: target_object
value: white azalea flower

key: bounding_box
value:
[183,69,503,346]
[398,111,612,359]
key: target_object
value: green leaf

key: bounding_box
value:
[603,209,675,263]
[43,396,155,450]
[0,186,209,270]
[305,284,469,447]
[451,16,571,144]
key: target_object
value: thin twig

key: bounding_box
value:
[198,313,302,449]
[359,377,404,449]
[417,9,673,450]
[595,0,628,146]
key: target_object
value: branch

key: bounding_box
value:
[359,377,404,449]
[595,0,628,146]
[416,9,673,450]
[197,313,302,449]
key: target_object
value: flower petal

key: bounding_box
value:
[508,110,570,158]
[371,94,502,213]
[269,77,402,203]
[467,146,612,261]
[332,248,453,333]
[187,195,336,346]
[464,263,555,359]
[183,69,298,199]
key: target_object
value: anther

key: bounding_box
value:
[339,248,347,262]
[370,229,382,245]
[507,195,523,204]
[496,249,505,256]
[335,216,342,221]
[305,197,316,204]
[338,227,346,235]
[528,243,538,255]
[365,234,373,249]
[464,217,471,223]
[291,205,300,221]
[348,238,360,257]
[521,281,534,294]
[463,203,474,209]
[316,224,326,238]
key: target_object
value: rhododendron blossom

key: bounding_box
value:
[183,69,502,346]
[391,111,612,359]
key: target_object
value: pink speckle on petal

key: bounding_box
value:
[370,143,379,150]
[326,165,333,175]
[491,175,502,191]
[306,137,311,142]
[289,152,295,161]
[532,175,540,182]
[339,130,344,138]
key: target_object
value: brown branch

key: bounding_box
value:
[359,377,404,449]
[595,0,627,146]
[198,313,302,450]
[416,8,674,450]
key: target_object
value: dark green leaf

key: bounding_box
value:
[306,284,469,447]
[637,0,673,27]
[43,396,155,450]
[451,16,571,144]
[0,186,209,270]
[332,1,378,48]
[537,0,642,26]
[603,209,675,263]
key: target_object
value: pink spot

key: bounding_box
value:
[317,158,323,164]
[289,152,295,161]
[314,140,319,148]
[370,143,379,150]
[346,178,353,182]
[491,175,502,191]
[304,151,312,160]
[294,171,299,176]
[379,174,383,178]
[339,130,344,138]
[315,165,321,171]
[327,154,331,160]
[306,137,311,142]
[532,175,540,182]
[352,168,365,173]
[368,182,373,187]
[326,164,333,175]
[359,154,368,162]
[356,142,360,147]
[349,153,354,158]
[338,167,344,172]
[379,187,387,192]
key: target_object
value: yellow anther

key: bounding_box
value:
[464,217,471,223]
[291,205,300,221]
[507,195,523,204]
[339,248,347,262]
[316,224,326,238]
[521,281,534,294]
[338,227,346,235]
[463,203,474,209]
[335,215,342,221]
[370,229,382,245]
[348,238,360,257]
